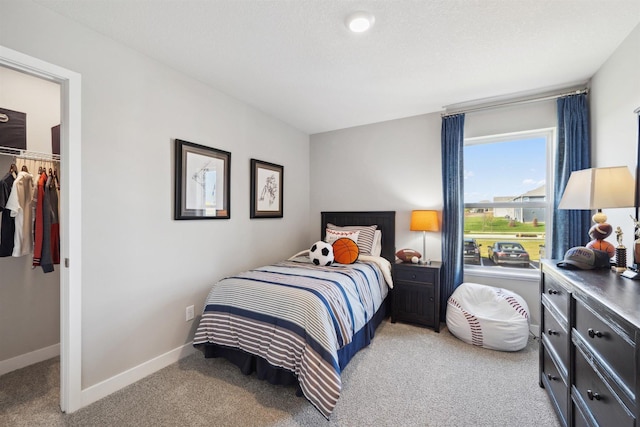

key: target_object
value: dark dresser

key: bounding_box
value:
[540,260,640,427]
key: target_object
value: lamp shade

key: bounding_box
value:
[410,210,439,232]
[558,166,635,210]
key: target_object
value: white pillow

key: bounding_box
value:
[325,228,360,245]
[371,230,382,257]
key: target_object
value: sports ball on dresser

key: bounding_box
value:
[309,240,334,266]
[586,222,615,258]
[588,223,613,240]
[586,239,615,258]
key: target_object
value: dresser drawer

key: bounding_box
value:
[542,303,569,370]
[574,298,635,395]
[574,349,635,427]
[572,404,590,427]
[541,346,568,426]
[394,266,435,284]
[542,273,570,321]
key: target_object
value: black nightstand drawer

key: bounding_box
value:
[394,265,435,283]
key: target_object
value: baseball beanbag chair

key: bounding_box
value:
[446,282,530,351]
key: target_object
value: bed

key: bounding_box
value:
[193,211,396,418]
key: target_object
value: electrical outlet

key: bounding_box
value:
[186,305,194,321]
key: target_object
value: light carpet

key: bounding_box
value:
[0,320,560,426]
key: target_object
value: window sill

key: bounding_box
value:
[463,265,540,283]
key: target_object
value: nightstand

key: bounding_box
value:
[391,260,442,332]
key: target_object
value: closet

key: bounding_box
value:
[1,147,61,266]
[0,66,62,376]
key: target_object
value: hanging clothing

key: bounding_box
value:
[0,172,16,256]
[41,175,54,272]
[32,172,45,265]
[33,172,54,272]
[0,154,60,264]
[48,175,60,265]
[5,170,35,257]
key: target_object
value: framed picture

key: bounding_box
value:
[174,139,230,220]
[250,159,283,218]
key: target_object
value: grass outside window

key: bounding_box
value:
[465,213,546,264]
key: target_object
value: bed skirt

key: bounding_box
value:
[196,296,389,391]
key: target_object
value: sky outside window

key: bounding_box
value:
[464,137,546,203]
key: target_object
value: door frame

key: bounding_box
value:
[0,45,82,412]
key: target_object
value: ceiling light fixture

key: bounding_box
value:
[345,11,375,33]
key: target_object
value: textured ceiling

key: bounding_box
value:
[34,0,640,134]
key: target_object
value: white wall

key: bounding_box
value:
[310,113,443,256]
[1,0,310,394]
[0,67,61,366]
[590,23,640,259]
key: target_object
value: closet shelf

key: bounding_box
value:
[0,146,60,161]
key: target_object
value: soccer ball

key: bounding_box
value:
[309,241,334,266]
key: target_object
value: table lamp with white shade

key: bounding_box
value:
[558,166,635,270]
[558,166,635,224]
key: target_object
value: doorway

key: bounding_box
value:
[0,45,82,413]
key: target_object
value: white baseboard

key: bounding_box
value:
[81,342,197,408]
[0,343,61,376]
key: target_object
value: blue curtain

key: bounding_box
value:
[551,93,591,259]
[440,114,465,321]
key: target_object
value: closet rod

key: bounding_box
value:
[0,145,60,161]
[441,88,589,117]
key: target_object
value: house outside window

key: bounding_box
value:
[463,129,555,272]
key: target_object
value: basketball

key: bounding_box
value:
[332,237,359,264]
[586,239,615,258]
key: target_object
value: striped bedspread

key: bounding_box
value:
[193,257,390,418]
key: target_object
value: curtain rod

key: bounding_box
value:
[635,106,640,115]
[441,88,588,117]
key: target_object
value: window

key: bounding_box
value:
[463,129,554,272]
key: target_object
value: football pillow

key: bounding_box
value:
[395,248,422,263]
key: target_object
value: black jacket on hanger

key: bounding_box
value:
[0,172,16,256]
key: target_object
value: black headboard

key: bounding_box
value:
[321,211,396,264]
